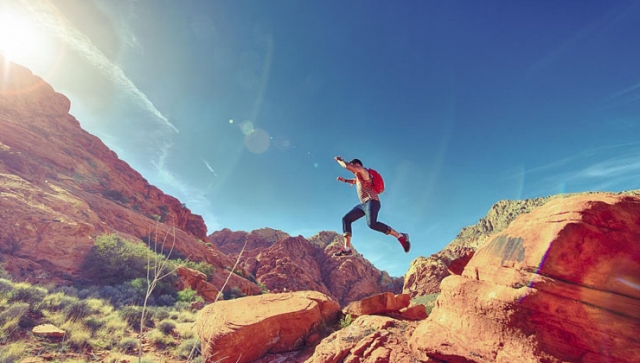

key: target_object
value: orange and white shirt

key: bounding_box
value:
[355,173,380,203]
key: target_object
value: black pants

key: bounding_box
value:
[342,199,391,236]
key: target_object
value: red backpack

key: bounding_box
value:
[367,168,385,194]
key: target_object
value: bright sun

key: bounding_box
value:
[0,9,43,62]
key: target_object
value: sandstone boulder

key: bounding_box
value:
[343,292,410,318]
[32,324,65,339]
[306,315,418,363]
[410,193,640,363]
[195,291,340,363]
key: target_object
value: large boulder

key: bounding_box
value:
[195,291,341,363]
[305,315,418,363]
[410,193,640,362]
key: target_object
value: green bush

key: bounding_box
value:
[8,284,47,306]
[176,287,198,303]
[119,306,153,329]
[82,234,170,285]
[0,278,13,294]
[117,337,138,353]
[157,319,176,334]
[175,259,215,279]
[0,302,29,336]
[177,338,201,359]
[339,314,353,329]
[83,316,104,334]
[64,300,95,322]
[411,293,440,315]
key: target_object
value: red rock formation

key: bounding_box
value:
[209,229,404,305]
[0,59,251,296]
[343,292,410,318]
[410,193,640,363]
[195,291,341,363]
[306,315,419,363]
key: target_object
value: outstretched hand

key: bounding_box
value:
[337,176,345,182]
[334,156,343,162]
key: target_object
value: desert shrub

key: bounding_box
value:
[52,285,79,297]
[176,324,196,339]
[176,310,196,323]
[411,293,440,315]
[339,314,353,329]
[93,315,127,348]
[42,291,77,311]
[147,329,175,346]
[0,342,27,363]
[176,287,198,303]
[64,300,95,322]
[151,306,171,321]
[117,337,138,353]
[7,283,47,306]
[175,259,215,279]
[0,278,13,295]
[60,320,93,351]
[119,306,153,329]
[82,234,177,285]
[177,338,201,359]
[157,319,176,334]
[83,316,104,334]
[0,302,29,338]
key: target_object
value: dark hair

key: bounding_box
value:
[349,158,363,166]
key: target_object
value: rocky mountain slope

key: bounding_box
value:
[403,190,640,297]
[0,58,399,304]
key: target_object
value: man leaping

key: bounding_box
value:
[333,156,410,257]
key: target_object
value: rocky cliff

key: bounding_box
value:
[0,58,248,292]
[209,229,403,305]
[403,190,640,297]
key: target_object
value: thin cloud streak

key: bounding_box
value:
[20,0,178,133]
[523,144,640,195]
[202,159,218,177]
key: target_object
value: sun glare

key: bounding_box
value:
[0,9,43,62]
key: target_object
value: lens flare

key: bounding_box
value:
[244,128,270,154]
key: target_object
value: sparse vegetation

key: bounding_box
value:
[411,293,440,315]
[0,276,203,361]
[339,313,353,329]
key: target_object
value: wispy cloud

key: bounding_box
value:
[523,143,640,195]
[20,0,178,133]
[202,159,218,177]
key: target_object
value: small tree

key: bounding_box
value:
[138,223,180,363]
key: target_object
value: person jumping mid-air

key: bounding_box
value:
[333,156,410,257]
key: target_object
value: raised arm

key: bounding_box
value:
[334,156,370,181]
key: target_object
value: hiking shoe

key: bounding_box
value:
[398,233,411,253]
[333,248,353,257]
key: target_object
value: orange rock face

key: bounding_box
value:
[0,59,247,295]
[306,315,418,363]
[410,193,640,362]
[209,229,404,305]
[195,291,340,363]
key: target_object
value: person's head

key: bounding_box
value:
[349,158,363,167]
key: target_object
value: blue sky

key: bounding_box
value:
[2,0,639,277]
